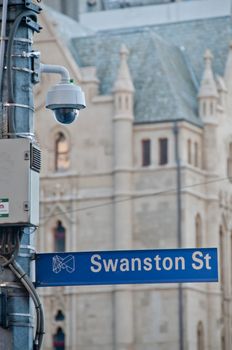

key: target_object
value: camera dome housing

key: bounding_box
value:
[45,82,86,124]
[52,107,79,124]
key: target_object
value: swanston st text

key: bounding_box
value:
[90,251,212,273]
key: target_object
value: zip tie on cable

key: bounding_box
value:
[17,272,27,281]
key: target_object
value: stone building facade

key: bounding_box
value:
[35,1,232,349]
[43,0,181,19]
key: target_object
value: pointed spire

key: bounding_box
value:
[113,44,134,93]
[198,49,218,98]
[224,41,232,91]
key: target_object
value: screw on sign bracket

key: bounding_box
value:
[24,17,42,33]
[25,0,42,13]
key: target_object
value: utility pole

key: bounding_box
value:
[0,1,43,349]
[0,2,85,349]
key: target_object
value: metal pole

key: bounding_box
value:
[173,121,184,350]
[0,1,42,349]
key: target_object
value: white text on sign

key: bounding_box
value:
[90,251,212,273]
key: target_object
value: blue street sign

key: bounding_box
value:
[35,248,218,287]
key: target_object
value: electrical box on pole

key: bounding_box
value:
[0,138,40,226]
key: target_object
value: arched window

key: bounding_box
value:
[197,321,204,350]
[55,310,65,322]
[125,96,129,110]
[54,220,66,252]
[219,191,223,207]
[187,139,192,164]
[55,132,70,172]
[195,214,202,247]
[53,327,65,350]
[118,96,122,110]
[159,138,168,165]
[227,142,232,181]
[210,101,214,115]
[229,142,232,157]
[194,142,199,167]
[203,101,206,116]
[142,139,151,166]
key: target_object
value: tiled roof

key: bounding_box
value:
[71,16,232,126]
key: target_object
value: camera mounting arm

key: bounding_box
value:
[40,63,70,83]
[39,63,86,124]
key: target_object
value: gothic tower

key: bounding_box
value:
[112,44,135,350]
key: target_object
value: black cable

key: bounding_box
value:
[9,260,45,350]
[0,228,44,349]
[0,228,22,266]
[0,231,44,346]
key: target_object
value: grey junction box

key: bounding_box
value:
[0,138,40,226]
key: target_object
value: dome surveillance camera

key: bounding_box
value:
[52,107,79,125]
[45,82,86,124]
